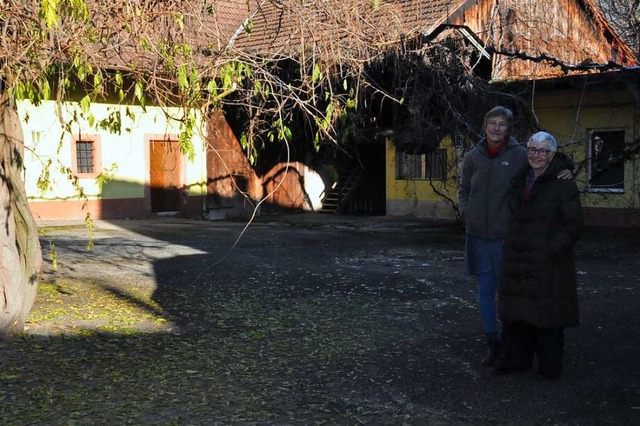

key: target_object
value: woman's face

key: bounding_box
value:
[527,142,555,174]
[484,115,509,147]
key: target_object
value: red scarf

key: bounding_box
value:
[487,144,502,158]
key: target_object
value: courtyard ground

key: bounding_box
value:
[1,213,639,425]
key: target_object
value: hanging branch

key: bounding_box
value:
[487,46,629,74]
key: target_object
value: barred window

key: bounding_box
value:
[76,141,95,173]
[72,136,101,177]
[397,148,447,180]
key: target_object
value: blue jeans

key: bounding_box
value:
[465,236,505,336]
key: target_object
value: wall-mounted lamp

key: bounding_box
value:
[31,130,42,147]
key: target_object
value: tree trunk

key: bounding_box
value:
[0,104,42,336]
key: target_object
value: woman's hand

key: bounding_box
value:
[557,169,573,180]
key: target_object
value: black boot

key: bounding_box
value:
[481,336,499,367]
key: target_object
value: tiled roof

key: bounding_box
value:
[191,0,262,52]
[146,0,261,55]
[232,0,462,54]
[57,0,633,81]
[83,0,260,70]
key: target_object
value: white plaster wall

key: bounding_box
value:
[18,100,207,201]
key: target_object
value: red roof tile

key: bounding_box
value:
[232,0,461,54]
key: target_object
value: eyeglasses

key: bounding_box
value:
[527,147,551,156]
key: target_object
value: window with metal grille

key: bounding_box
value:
[588,130,625,192]
[76,141,95,173]
[397,148,447,180]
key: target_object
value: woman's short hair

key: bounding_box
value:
[483,106,514,132]
[527,131,557,152]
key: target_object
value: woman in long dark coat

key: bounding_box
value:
[494,131,584,380]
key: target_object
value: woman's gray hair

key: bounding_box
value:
[527,131,557,152]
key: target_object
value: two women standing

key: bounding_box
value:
[458,107,583,379]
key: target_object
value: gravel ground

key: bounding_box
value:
[2,213,639,425]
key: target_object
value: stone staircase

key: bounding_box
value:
[319,165,364,214]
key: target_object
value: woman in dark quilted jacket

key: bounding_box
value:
[494,131,584,380]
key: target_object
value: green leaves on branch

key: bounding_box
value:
[134,82,146,107]
[40,0,59,29]
[268,119,292,144]
[179,113,197,162]
[115,72,125,102]
[240,133,257,165]
[48,242,58,270]
[97,110,122,134]
[178,65,190,92]
[67,0,89,21]
[312,64,323,84]
[80,95,91,114]
[84,213,95,251]
[60,165,87,201]
[311,91,358,149]
[177,64,203,104]
[316,101,336,134]
[37,159,54,193]
[79,95,96,127]
[73,55,93,82]
[40,0,89,29]
[206,62,252,104]
[95,163,118,189]
[252,80,262,97]
[93,71,104,95]
[12,78,51,106]
[76,94,123,134]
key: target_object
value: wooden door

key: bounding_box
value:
[149,140,181,212]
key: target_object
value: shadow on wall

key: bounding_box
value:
[260,161,327,213]
[206,162,328,219]
[28,178,204,221]
[28,167,330,221]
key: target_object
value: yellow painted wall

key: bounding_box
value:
[19,100,208,203]
[530,84,639,212]
[385,80,640,224]
[385,137,459,219]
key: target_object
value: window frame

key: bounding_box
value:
[71,134,102,179]
[586,129,625,193]
[396,148,447,180]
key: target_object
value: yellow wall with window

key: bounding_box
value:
[527,85,639,218]
[385,76,640,226]
[385,136,459,219]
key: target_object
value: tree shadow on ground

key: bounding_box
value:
[2,217,639,424]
